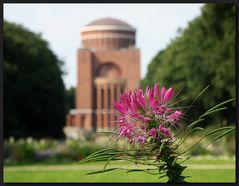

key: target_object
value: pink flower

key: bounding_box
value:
[162,88,174,103]
[137,135,146,144]
[136,89,146,108]
[114,102,127,114]
[156,105,167,115]
[118,117,126,126]
[136,114,151,123]
[158,125,172,137]
[145,86,151,98]
[119,123,134,138]
[153,84,160,98]
[167,110,183,123]
[160,87,167,102]
[148,128,157,138]
[172,111,183,120]
[166,108,172,113]
[114,84,180,147]
[144,85,175,114]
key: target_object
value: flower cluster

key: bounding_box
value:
[114,84,183,146]
[81,83,235,183]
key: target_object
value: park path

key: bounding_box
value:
[4,164,235,172]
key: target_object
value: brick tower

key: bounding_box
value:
[64,17,140,139]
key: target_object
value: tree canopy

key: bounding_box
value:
[141,4,235,127]
[4,21,67,138]
[65,86,75,112]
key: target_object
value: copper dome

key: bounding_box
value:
[87,17,133,28]
[81,17,136,50]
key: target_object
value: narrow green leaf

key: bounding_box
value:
[80,148,127,163]
[172,157,177,166]
[176,127,204,148]
[86,168,120,175]
[103,155,120,171]
[80,156,118,163]
[127,169,159,175]
[184,85,210,114]
[178,126,234,156]
[187,119,204,129]
[191,127,235,156]
[173,119,204,144]
[199,107,227,119]
[205,98,235,114]
[213,127,235,140]
[158,174,167,179]
[159,141,166,154]
[178,157,190,165]
[81,148,116,160]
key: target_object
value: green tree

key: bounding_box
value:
[142,4,235,127]
[65,86,75,111]
[4,21,67,138]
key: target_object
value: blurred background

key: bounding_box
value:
[3,3,236,182]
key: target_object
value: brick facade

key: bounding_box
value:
[64,18,140,139]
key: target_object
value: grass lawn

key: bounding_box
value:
[4,159,236,183]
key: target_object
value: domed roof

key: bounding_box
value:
[87,17,133,28]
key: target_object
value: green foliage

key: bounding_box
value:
[4,21,67,138]
[4,138,102,165]
[224,131,235,155]
[4,139,35,163]
[141,4,235,127]
[65,86,75,111]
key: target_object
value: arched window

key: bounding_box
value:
[97,63,121,78]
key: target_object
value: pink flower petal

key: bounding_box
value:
[163,88,174,103]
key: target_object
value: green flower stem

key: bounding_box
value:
[165,156,188,183]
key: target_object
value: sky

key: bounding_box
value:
[4,3,204,89]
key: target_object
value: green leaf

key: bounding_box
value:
[158,141,166,154]
[158,174,167,179]
[178,126,235,156]
[176,127,204,148]
[103,155,120,171]
[199,107,227,119]
[85,168,120,175]
[197,126,235,154]
[184,85,210,114]
[205,98,235,113]
[127,169,159,175]
[187,119,205,129]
